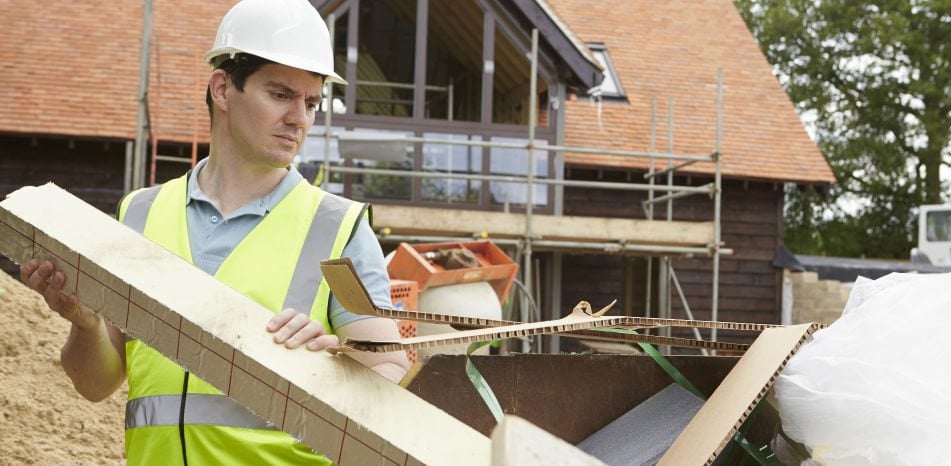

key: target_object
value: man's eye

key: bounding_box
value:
[271,92,288,100]
[306,101,320,112]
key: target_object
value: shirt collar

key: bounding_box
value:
[186,158,304,217]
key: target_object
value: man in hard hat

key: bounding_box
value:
[19,0,408,464]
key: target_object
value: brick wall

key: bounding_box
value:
[787,270,850,325]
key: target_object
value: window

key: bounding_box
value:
[489,136,548,207]
[425,0,483,122]
[355,0,417,117]
[927,210,951,242]
[341,128,415,201]
[588,44,625,99]
[421,133,482,203]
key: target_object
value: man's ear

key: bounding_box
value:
[208,69,230,114]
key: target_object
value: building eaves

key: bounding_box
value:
[508,0,603,90]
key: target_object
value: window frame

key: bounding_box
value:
[587,43,627,100]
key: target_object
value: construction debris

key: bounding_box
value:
[1,183,826,465]
[324,257,765,353]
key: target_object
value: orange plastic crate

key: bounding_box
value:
[386,240,518,303]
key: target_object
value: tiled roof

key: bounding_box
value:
[546,0,835,184]
[0,0,223,143]
[1,0,833,184]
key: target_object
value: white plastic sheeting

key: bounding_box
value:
[774,272,951,465]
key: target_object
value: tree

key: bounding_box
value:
[735,0,951,258]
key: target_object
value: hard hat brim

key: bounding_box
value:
[203,47,348,86]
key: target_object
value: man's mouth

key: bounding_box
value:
[275,134,298,144]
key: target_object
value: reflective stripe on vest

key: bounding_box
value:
[120,186,161,234]
[118,172,364,465]
[284,192,361,316]
[125,394,274,430]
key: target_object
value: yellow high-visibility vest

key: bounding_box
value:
[118,173,366,466]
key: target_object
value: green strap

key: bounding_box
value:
[465,341,504,423]
[593,328,704,398]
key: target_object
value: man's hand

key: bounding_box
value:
[335,317,410,383]
[266,312,409,383]
[21,258,126,401]
[267,309,339,351]
[20,259,100,330]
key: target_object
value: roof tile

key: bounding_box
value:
[1,0,832,184]
[546,0,834,184]
[0,0,222,142]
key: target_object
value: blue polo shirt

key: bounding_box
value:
[185,158,391,329]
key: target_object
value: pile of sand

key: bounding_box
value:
[0,271,125,465]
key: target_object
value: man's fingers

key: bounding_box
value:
[272,312,313,344]
[305,334,340,352]
[49,270,67,290]
[19,259,38,283]
[268,310,332,349]
[284,321,328,348]
[20,259,92,326]
[42,270,69,307]
[25,260,49,290]
[266,308,298,332]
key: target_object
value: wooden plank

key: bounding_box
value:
[0,183,490,466]
[373,205,714,247]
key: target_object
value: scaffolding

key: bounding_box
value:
[312,25,728,353]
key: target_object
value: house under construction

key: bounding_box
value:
[0,0,834,350]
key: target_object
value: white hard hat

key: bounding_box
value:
[204,0,347,85]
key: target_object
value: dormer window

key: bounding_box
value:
[588,43,625,99]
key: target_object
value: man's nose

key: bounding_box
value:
[284,98,310,127]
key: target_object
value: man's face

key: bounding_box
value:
[224,63,323,169]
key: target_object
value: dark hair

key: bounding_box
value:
[205,53,276,123]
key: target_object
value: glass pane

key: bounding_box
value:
[422,133,482,204]
[347,128,414,201]
[425,0,483,121]
[356,0,417,117]
[590,50,619,95]
[489,136,548,207]
[298,126,345,194]
[926,210,951,241]
[493,26,548,125]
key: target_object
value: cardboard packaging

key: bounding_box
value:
[323,260,818,464]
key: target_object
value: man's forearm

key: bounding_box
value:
[61,319,125,402]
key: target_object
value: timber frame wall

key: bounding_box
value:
[559,174,785,351]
